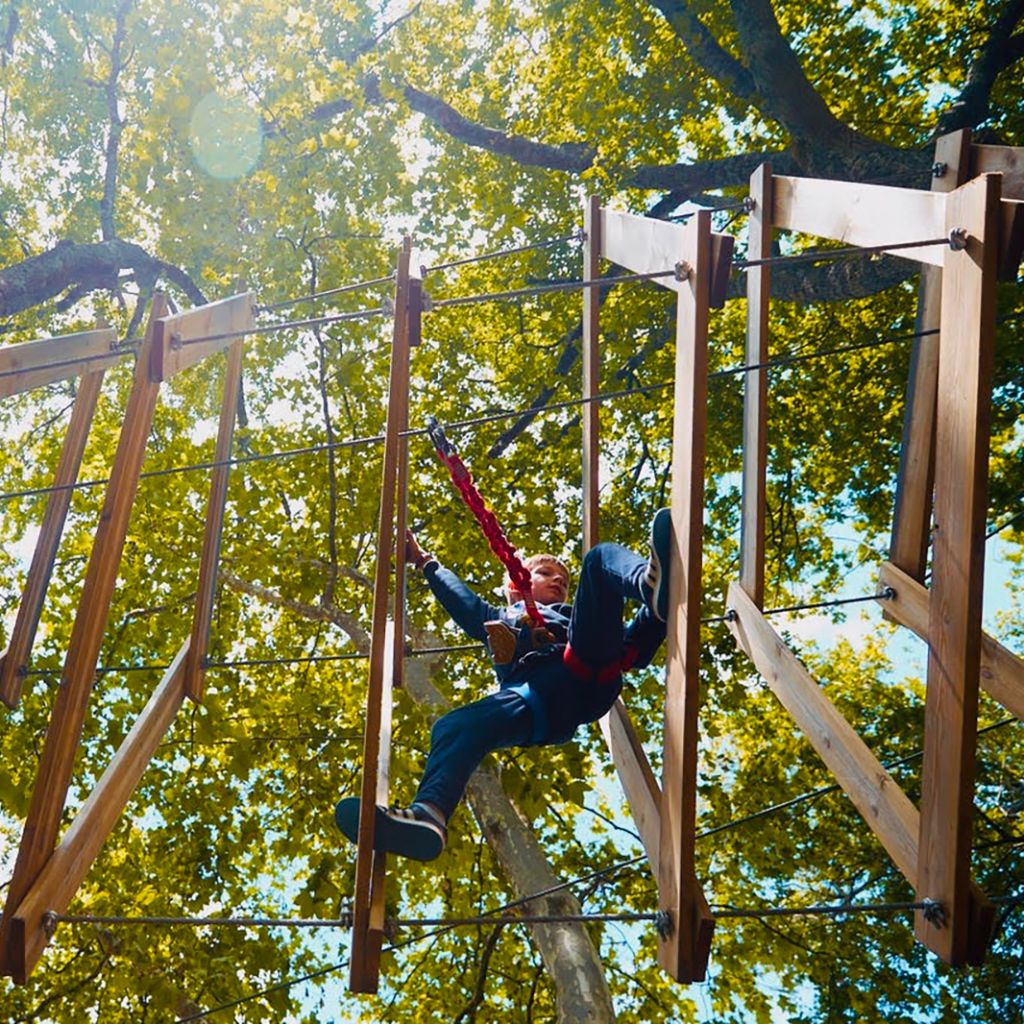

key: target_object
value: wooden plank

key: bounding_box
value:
[890,130,971,579]
[600,209,690,293]
[772,176,948,266]
[0,368,105,708]
[998,199,1024,282]
[150,292,254,382]
[916,173,1000,964]
[971,143,1024,199]
[658,209,714,983]
[727,581,921,882]
[0,295,167,978]
[708,232,735,309]
[740,164,772,607]
[598,702,662,872]
[349,241,412,995]
[7,642,188,982]
[878,562,1024,721]
[0,328,119,398]
[582,196,602,552]
[183,338,245,701]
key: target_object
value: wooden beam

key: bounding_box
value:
[349,242,413,994]
[998,199,1024,281]
[916,173,1000,964]
[7,643,188,982]
[598,703,662,872]
[971,143,1024,199]
[183,338,245,701]
[0,295,167,979]
[878,562,1024,721]
[600,209,690,292]
[0,368,105,708]
[727,581,921,881]
[150,292,254,382]
[889,130,971,580]
[708,232,735,309]
[772,176,948,266]
[740,164,773,608]
[658,210,714,983]
[0,327,119,399]
[582,196,602,552]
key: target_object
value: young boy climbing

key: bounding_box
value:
[334,509,672,862]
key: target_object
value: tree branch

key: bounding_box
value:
[935,0,1024,135]
[98,1,132,242]
[0,240,207,318]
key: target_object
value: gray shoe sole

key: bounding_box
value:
[335,797,445,862]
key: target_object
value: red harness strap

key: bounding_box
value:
[562,642,638,684]
[426,417,545,628]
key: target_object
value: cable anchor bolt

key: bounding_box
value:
[381,295,396,316]
[948,227,969,251]
[725,608,738,623]
[654,909,674,939]
[932,161,948,178]
[170,331,184,351]
[921,898,947,927]
[878,585,896,600]
[742,196,756,213]
[338,902,354,929]
[420,290,434,312]
[674,261,692,282]
[42,910,58,938]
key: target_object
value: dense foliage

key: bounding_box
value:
[0,0,1022,1020]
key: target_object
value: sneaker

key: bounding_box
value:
[643,508,672,622]
[334,797,447,862]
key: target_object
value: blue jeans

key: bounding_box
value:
[413,543,664,820]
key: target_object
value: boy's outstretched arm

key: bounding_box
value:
[405,529,503,641]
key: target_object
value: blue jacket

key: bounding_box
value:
[423,560,621,744]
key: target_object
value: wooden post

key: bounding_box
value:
[657,210,715,983]
[582,195,602,552]
[740,164,773,607]
[6,642,189,982]
[0,295,167,978]
[183,337,245,701]
[0,366,106,707]
[350,241,413,994]
[889,130,971,579]
[916,173,1000,964]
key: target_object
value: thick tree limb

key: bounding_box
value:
[98,1,132,243]
[648,0,757,105]
[935,0,1024,135]
[0,240,206,318]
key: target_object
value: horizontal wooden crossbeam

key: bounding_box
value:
[0,327,120,398]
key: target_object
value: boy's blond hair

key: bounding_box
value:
[504,554,571,603]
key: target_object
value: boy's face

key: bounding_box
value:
[510,561,570,605]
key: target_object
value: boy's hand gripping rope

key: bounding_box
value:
[426,417,546,628]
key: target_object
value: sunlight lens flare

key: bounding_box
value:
[188,93,262,179]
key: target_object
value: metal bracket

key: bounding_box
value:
[948,227,969,251]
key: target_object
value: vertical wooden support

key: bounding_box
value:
[889,130,970,579]
[350,241,413,994]
[0,295,167,977]
[658,211,715,982]
[7,642,189,981]
[915,173,1000,964]
[0,367,106,707]
[183,338,245,701]
[740,164,772,607]
[582,195,602,552]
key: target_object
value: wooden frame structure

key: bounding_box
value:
[581,198,733,982]
[1,290,254,983]
[726,153,1022,965]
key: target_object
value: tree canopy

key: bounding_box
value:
[1,0,1023,1021]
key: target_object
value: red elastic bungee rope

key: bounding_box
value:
[426,417,546,628]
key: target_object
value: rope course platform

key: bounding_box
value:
[0,130,1023,1000]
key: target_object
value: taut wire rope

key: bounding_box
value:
[258,273,396,312]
